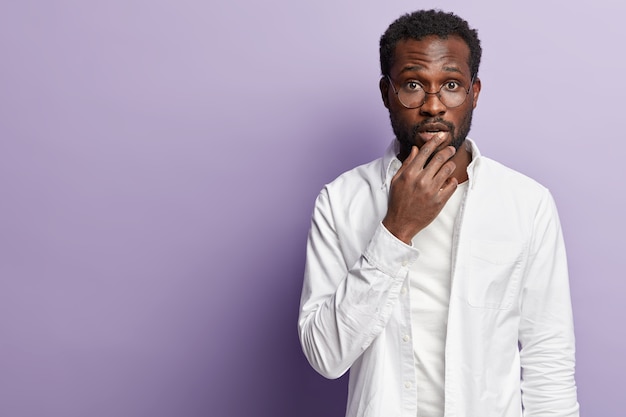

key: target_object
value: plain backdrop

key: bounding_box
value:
[1,1,624,416]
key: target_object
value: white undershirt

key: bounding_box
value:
[409,181,467,417]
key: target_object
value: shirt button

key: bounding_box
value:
[404,381,412,389]
[401,287,407,295]
[403,335,410,342]
[402,260,408,267]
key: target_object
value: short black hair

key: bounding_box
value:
[379,9,482,79]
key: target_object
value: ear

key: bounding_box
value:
[379,77,390,109]
[471,77,481,109]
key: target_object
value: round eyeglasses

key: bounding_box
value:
[386,75,475,109]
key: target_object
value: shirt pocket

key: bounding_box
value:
[467,240,524,310]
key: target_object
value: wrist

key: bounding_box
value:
[381,219,413,245]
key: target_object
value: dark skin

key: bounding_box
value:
[379,36,481,244]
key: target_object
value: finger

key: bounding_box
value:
[413,134,446,168]
[431,159,457,188]
[423,145,456,176]
[437,176,459,201]
[401,134,447,177]
[393,145,419,179]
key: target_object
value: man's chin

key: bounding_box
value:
[451,136,467,151]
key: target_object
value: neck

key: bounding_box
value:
[451,142,471,183]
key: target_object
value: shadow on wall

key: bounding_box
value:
[206,99,387,417]
[301,96,390,190]
[206,224,349,417]
[276,97,389,416]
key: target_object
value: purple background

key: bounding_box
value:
[1,1,623,416]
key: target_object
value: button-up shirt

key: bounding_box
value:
[298,139,579,417]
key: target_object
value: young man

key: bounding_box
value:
[298,9,579,417]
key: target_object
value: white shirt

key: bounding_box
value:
[298,139,579,417]
[410,181,467,417]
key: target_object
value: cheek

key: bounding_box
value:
[392,108,418,126]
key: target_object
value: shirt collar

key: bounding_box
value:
[381,138,482,192]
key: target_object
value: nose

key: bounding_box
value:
[419,92,446,117]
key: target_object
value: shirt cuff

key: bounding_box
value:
[363,222,420,278]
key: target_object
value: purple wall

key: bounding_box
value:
[1,1,623,416]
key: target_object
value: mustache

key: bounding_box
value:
[410,118,455,139]
[410,118,457,167]
[397,118,456,150]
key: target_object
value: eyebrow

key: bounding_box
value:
[442,66,463,74]
[399,65,464,75]
[399,65,424,74]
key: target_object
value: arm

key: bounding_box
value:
[298,136,457,378]
[298,191,416,378]
[519,189,579,416]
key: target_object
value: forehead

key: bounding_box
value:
[390,35,471,77]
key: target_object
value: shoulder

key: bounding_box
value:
[464,155,561,242]
[322,157,385,198]
[471,156,559,230]
[475,156,548,195]
[312,157,388,228]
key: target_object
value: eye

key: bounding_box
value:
[443,81,461,91]
[402,81,422,93]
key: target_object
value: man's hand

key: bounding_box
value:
[382,134,458,244]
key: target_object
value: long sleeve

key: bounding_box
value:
[298,188,418,379]
[518,189,579,416]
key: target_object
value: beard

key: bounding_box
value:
[391,106,474,162]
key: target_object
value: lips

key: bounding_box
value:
[416,122,450,143]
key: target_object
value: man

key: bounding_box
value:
[298,9,579,417]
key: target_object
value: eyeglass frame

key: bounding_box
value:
[384,74,476,109]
